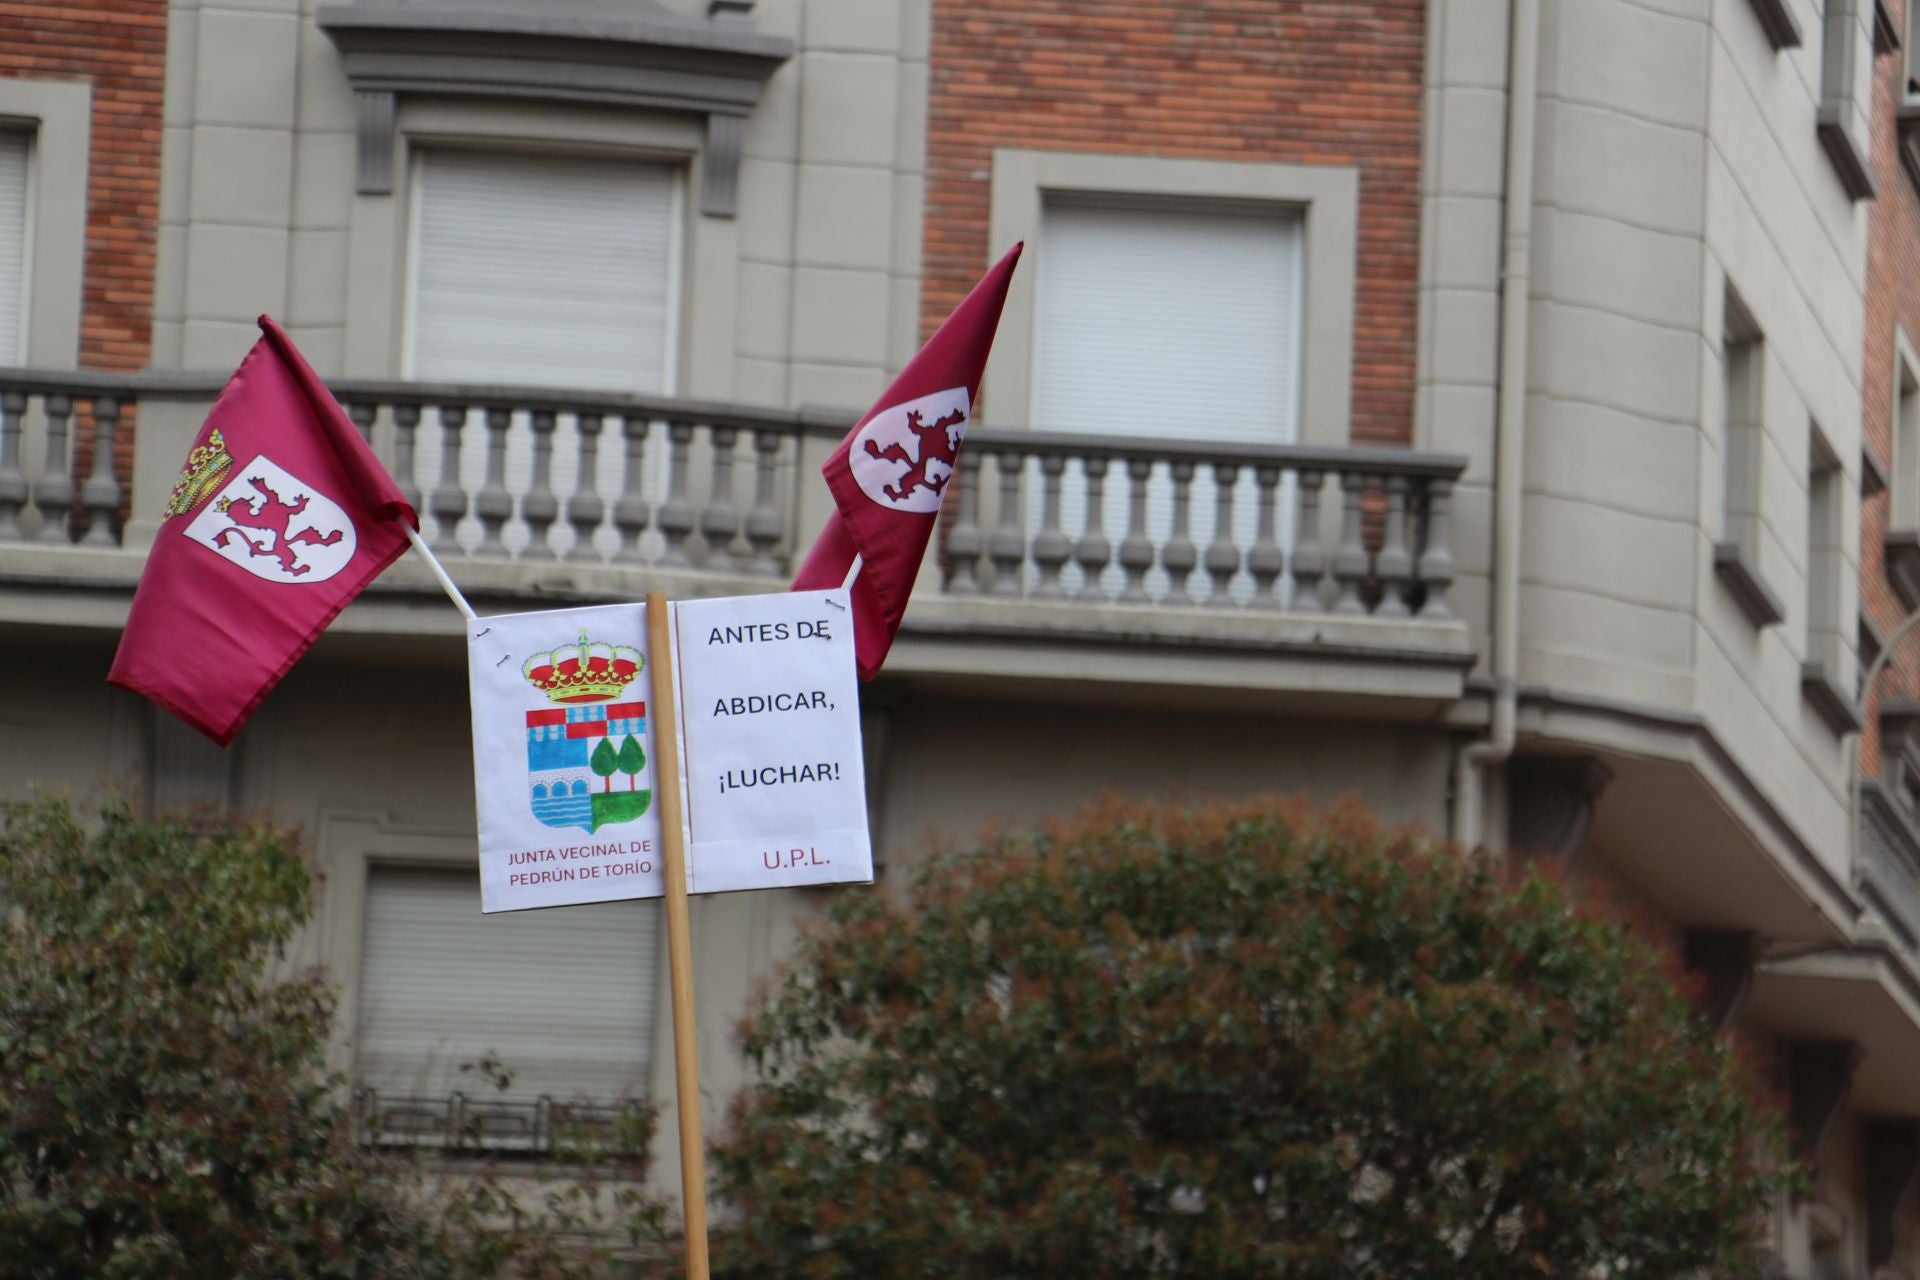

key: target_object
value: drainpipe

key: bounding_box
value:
[1451,0,1541,849]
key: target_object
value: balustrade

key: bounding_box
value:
[0,367,1467,627]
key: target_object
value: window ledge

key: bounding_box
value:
[1818,105,1879,202]
[1865,443,1891,498]
[1803,663,1866,736]
[1887,530,1920,610]
[1745,0,1803,48]
[1714,542,1787,628]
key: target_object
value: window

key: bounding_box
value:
[1895,338,1920,529]
[1807,431,1845,673]
[1027,199,1303,601]
[405,150,681,555]
[1817,0,1876,199]
[355,865,659,1147]
[0,130,27,364]
[1909,0,1920,95]
[1714,286,1786,626]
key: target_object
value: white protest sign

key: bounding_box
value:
[468,602,666,912]
[676,588,873,894]
[467,591,871,912]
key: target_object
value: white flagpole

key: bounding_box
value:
[841,553,863,591]
[401,524,477,621]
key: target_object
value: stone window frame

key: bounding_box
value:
[1884,329,1920,611]
[341,99,732,391]
[1817,0,1878,200]
[1714,284,1787,629]
[0,77,90,369]
[985,148,1358,447]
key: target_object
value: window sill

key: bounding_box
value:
[1886,530,1920,610]
[1818,106,1878,202]
[1745,0,1803,47]
[1802,663,1865,736]
[1714,542,1787,628]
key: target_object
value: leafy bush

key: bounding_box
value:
[0,797,666,1279]
[711,798,1788,1280]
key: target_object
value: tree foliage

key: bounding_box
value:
[711,798,1789,1280]
[0,797,667,1279]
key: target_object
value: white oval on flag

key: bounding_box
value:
[846,386,972,514]
[181,454,358,584]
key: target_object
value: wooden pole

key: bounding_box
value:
[645,590,710,1280]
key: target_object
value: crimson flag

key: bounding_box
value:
[108,316,417,745]
[791,243,1022,678]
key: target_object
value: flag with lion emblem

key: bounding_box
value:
[791,243,1021,678]
[109,315,416,745]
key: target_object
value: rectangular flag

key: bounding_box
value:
[107,316,416,745]
[790,243,1022,678]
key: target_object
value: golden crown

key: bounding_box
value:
[523,630,644,704]
[163,428,235,519]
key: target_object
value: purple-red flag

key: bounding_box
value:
[791,244,1021,678]
[109,316,416,744]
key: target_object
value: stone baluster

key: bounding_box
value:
[565,413,605,562]
[657,421,696,566]
[430,405,469,552]
[1375,474,1413,617]
[1331,472,1370,615]
[1031,453,1070,599]
[1074,455,1112,602]
[987,450,1026,596]
[1290,470,1326,611]
[1246,464,1284,609]
[78,396,123,547]
[1162,459,1197,603]
[613,416,653,564]
[1416,477,1456,620]
[474,407,513,556]
[1118,457,1154,604]
[521,410,559,560]
[1203,461,1240,606]
[391,404,422,513]
[944,449,985,594]
[33,394,74,544]
[701,426,741,570]
[0,390,26,540]
[346,401,376,442]
[744,429,783,576]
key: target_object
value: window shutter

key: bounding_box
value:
[356,865,659,1105]
[1028,203,1304,602]
[0,132,28,365]
[407,151,679,556]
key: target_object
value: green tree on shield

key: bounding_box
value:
[617,735,646,790]
[590,736,618,793]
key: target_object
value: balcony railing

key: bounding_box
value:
[353,1088,648,1157]
[1860,781,1920,950]
[0,368,1466,625]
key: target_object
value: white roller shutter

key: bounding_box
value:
[1028,202,1303,601]
[0,132,29,365]
[406,150,680,556]
[356,865,659,1104]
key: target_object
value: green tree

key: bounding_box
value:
[591,736,619,793]
[711,798,1789,1280]
[0,797,668,1279]
[617,735,646,791]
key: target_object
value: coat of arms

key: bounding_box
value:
[521,631,651,833]
[176,442,357,584]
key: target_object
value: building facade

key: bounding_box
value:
[2,0,1920,1272]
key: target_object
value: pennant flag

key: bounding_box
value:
[791,243,1022,678]
[108,316,417,745]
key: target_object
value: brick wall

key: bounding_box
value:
[1860,25,1920,778]
[922,1,1426,446]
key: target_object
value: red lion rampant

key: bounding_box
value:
[212,476,343,577]
[861,407,966,504]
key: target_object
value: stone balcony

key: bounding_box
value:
[0,367,1475,709]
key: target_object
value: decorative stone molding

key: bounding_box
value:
[316,0,792,215]
[1788,1039,1862,1166]
[1506,756,1612,864]
[1682,929,1761,1033]
[1874,0,1901,54]
[1864,443,1891,498]
[1817,0,1877,201]
[1744,0,1803,49]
